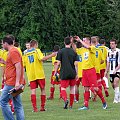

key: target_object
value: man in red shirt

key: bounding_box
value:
[0,36,25,120]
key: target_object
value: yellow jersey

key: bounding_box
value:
[52,56,60,71]
[98,45,108,70]
[23,48,45,81]
[95,47,104,73]
[0,49,8,67]
[16,47,22,56]
[76,48,83,78]
[81,46,96,70]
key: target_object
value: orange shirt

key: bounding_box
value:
[5,47,25,86]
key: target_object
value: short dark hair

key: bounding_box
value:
[53,45,60,52]
[110,39,117,44]
[64,37,71,45]
[3,36,14,45]
[99,39,105,44]
[76,42,82,48]
[14,42,19,47]
[30,39,38,47]
[6,34,15,41]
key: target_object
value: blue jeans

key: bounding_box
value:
[0,85,24,120]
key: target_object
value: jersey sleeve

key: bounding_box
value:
[36,49,44,60]
[90,46,96,53]
[118,50,120,64]
[10,51,21,65]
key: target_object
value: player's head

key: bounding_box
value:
[30,40,38,48]
[110,39,117,49]
[14,42,20,47]
[91,36,97,45]
[99,39,106,45]
[2,36,14,50]
[53,45,60,52]
[83,37,91,45]
[6,34,15,45]
[25,42,30,49]
[64,37,72,46]
[76,42,82,48]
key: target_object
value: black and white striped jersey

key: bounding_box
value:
[107,48,120,74]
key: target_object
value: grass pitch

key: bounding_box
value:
[0,62,120,120]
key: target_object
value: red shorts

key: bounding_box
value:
[82,68,98,87]
[61,79,76,88]
[30,79,45,89]
[76,78,82,87]
[51,71,60,85]
[100,69,105,79]
[96,73,101,80]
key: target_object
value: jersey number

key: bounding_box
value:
[96,51,98,58]
[28,55,34,63]
[78,55,82,62]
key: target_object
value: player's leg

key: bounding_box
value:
[69,79,76,108]
[38,79,46,111]
[60,80,69,109]
[113,76,120,103]
[30,80,38,112]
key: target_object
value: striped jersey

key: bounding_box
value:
[107,48,120,74]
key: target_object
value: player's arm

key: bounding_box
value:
[54,60,61,76]
[104,54,110,77]
[0,58,6,64]
[100,50,104,64]
[15,62,22,90]
[41,52,57,61]
[113,51,120,74]
[71,40,77,52]
[74,61,78,79]
[74,36,90,49]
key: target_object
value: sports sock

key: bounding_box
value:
[84,91,90,107]
[96,88,106,103]
[31,94,37,111]
[61,90,67,102]
[75,94,79,101]
[41,95,46,109]
[50,87,55,98]
[70,94,74,107]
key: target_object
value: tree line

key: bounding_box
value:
[0,0,120,50]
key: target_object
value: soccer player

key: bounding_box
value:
[104,39,120,103]
[23,42,30,86]
[74,36,107,110]
[23,42,30,54]
[0,36,25,120]
[99,39,109,94]
[23,40,56,112]
[90,36,105,101]
[47,45,61,100]
[72,41,83,103]
[54,36,78,109]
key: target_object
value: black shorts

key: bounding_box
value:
[110,72,120,83]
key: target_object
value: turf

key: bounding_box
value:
[0,62,120,120]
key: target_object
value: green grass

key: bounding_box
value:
[0,62,120,120]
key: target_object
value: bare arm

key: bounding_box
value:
[104,62,110,77]
[41,52,57,61]
[15,62,22,89]
[74,36,90,49]
[0,58,6,64]
[113,64,120,74]
[54,61,61,75]
[74,61,78,79]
